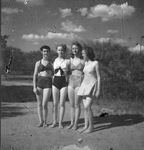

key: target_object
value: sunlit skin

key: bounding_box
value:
[72,45,79,56]
[79,49,100,133]
[57,46,65,58]
[50,45,68,129]
[33,47,52,127]
[67,44,85,130]
[82,50,88,61]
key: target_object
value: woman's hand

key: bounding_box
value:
[33,87,39,95]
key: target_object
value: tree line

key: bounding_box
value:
[1,35,144,100]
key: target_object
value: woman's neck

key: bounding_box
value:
[42,57,49,61]
[74,55,78,59]
[58,56,64,59]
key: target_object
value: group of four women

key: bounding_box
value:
[33,42,101,133]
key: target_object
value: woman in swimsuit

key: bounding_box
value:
[33,45,54,127]
[67,42,85,130]
[50,44,69,129]
[78,46,101,133]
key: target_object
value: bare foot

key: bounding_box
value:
[43,123,48,127]
[79,127,88,133]
[37,122,43,127]
[49,123,57,128]
[72,124,78,130]
[84,127,94,133]
[59,124,64,129]
[66,124,73,130]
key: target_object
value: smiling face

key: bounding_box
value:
[57,45,65,57]
[42,48,50,59]
[72,44,79,56]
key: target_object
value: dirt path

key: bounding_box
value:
[1,101,144,150]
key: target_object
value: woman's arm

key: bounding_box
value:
[33,61,39,94]
[95,61,101,98]
[65,59,71,82]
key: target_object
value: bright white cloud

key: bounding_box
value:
[61,20,86,32]
[81,2,135,21]
[94,37,127,44]
[59,8,72,18]
[107,29,119,34]
[1,7,23,14]
[78,8,88,16]
[129,44,144,53]
[16,0,44,6]
[22,32,81,41]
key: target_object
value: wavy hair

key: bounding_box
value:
[83,46,95,61]
[71,41,82,58]
[56,44,67,53]
[40,45,50,51]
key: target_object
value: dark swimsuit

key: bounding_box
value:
[53,67,68,90]
[37,61,54,89]
[69,61,84,88]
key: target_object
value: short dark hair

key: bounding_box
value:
[83,46,95,61]
[56,44,67,53]
[71,41,82,58]
[40,45,50,51]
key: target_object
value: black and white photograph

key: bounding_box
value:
[1,0,144,150]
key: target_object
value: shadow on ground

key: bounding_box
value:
[1,85,37,102]
[63,114,144,132]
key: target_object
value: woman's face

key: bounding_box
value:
[82,50,88,61]
[57,46,65,57]
[72,45,79,56]
[42,48,50,58]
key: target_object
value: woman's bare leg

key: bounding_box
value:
[79,98,89,132]
[67,86,75,129]
[59,87,67,128]
[42,88,52,126]
[50,86,59,128]
[84,97,94,133]
[72,87,81,130]
[36,87,43,127]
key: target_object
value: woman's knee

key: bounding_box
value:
[75,102,80,109]
[37,101,42,107]
[84,105,91,112]
[43,102,48,110]
[60,101,65,108]
[69,101,74,108]
[53,101,58,108]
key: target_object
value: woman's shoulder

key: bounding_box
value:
[93,60,99,67]
[80,59,85,64]
[65,58,70,63]
[35,60,41,65]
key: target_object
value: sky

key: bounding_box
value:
[1,0,144,53]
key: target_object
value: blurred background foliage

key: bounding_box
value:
[1,35,144,101]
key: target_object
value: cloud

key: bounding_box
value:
[61,20,86,32]
[1,7,23,14]
[129,44,144,53]
[16,0,44,6]
[33,42,40,45]
[22,32,81,41]
[77,8,88,16]
[80,2,135,21]
[94,37,127,44]
[59,8,72,18]
[107,29,119,34]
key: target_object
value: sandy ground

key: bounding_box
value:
[1,79,144,150]
[1,101,144,150]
